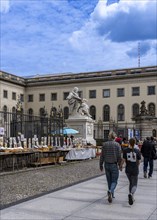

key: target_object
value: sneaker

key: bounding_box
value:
[144,172,147,178]
[108,191,112,203]
[148,175,152,178]
[128,193,134,205]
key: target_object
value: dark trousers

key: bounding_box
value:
[143,157,154,176]
[126,173,138,194]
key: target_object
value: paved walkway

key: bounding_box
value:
[1,161,157,220]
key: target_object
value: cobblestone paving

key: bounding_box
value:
[0,158,101,207]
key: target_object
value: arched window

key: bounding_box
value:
[64,107,69,119]
[12,107,16,113]
[152,129,156,137]
[28,108,33,121]
[28,108,33,115]
[39,108,45,117]
[118,104,125,121]
[90,105,96,120]
[103,105,110,122]
[3,105,7,121]
[132,103,139,117]
[148,103,155,116]
[12,107,16,120]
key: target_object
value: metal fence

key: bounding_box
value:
[0,109,64,147]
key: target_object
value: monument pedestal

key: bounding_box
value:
[66,114,96,146]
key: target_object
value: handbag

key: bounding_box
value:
[152,150,157,160]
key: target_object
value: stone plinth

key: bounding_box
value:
[134,115,156,140]
[66,114,96,146]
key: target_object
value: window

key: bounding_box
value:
[132,87,140,96]
[51,93,57,101]
[103,89,110,98]
[63,92,69,100]
[20,94,24,102]
[12,92,16,100]
[39,94,45,102]
[3,105,7,121]
[148,86,155,95]
[103,105,110,121]
[78,91,83,98]
[28,94,33,102]
[148,103,155,116]
[89,90,96,98]
[104,130,109,140]
[132,104,140,117]
[28,108,33,121]
[3,90,8,98]
[90,105,96,120]
[64,107,69,119]
[118,104,125,121]
[117,88,124,97]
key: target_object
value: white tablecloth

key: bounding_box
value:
[65,148,96,160]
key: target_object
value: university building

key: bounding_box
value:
[0,65,157,141]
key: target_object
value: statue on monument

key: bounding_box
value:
[140,100,148,116]
[66,87,92,118]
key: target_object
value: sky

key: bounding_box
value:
[0,0,157,77]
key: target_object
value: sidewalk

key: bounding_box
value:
[0,161,157,220]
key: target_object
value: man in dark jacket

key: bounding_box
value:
[141,137,156,178]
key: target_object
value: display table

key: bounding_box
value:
[65,148,96,160]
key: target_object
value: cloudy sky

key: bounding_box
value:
[0,0,157,76]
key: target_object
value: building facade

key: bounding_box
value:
[0,66,157,141]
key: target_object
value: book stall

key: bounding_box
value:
[0,134,100,172]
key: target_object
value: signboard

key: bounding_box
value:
[135,129,140,140]
[0,127,5,135]
[128,129,134,139]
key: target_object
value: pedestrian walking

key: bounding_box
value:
[141,137,156,178]
[122,138,141,205]
[99,131,122,203]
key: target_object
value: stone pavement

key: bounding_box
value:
[0,161,157,220]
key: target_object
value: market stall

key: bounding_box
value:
[65,147,96,160]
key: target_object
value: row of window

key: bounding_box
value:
[3,102,156,122]
[3,85,156,102]
[3,91,24,101]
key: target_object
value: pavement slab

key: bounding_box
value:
[0,161,157,220]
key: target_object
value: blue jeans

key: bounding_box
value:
[143,157,154,176]
[104,163,119,194]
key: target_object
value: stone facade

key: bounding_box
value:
[0,66,157,141]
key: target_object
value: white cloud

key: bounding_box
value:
[0,0,10,13]
[1,0,156,76]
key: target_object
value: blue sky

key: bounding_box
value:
[0,0,157,76]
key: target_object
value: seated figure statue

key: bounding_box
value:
[66,87,82,115]
[77,98,92,118]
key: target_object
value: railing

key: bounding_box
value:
[0,110,64,147]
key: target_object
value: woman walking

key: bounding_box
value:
[122,138,141,205]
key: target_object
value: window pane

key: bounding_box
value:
[89,90,96,98]
[132,87,140,96]
[20,94,24,102]
[51,93,57,101]
[3,90,8,98]
[148,86,155,95]
[28,95,33,102]
[132,104,139,117]
[12,92,16,100]
[39,94,45,101]
[63,92,69,100]
[117,88,124,97]
[103,89,110,98]
[118,104,125,121]
[103,105,110,121]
